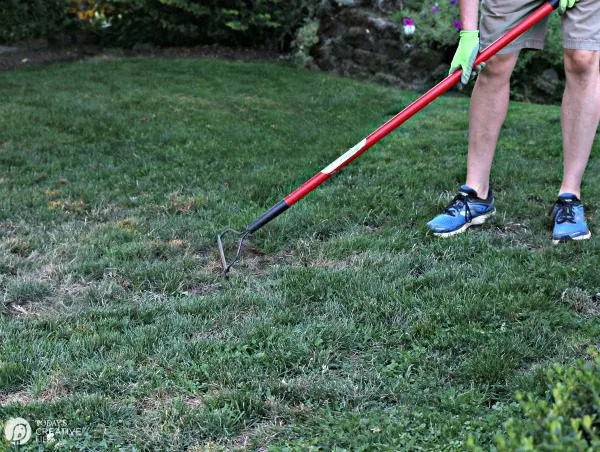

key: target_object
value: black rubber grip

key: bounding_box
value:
[246,200,289,234]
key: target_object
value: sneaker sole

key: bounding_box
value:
[552,231,591,245]
[432,210,496,238]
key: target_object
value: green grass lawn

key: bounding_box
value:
[0,57,598,450]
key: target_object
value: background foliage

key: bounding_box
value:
[0,0,75,44]
[91,0,322,48]
[0,0,321,49]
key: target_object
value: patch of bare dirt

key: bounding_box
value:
[206,240,294,277]
[0,391,33,406]
[0,375,68,406]
[561,288,600,317]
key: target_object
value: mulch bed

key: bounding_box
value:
[0,39,281,71]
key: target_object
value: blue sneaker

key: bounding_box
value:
[427,185,495,237]
[550,193,591,244]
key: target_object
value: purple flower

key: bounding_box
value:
[403,17,415,36]
[450,0,458,5]
[431,4,440,13]
[453,19,462,30]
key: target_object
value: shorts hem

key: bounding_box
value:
[480,39,545,55]
[563,40,600,51]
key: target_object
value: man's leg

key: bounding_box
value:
[464,52,520,199]
[426,53,519,237]
[549,49,598,243]
[559,49,600,198]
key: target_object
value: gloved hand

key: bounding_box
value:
[449,30,481,86]
[559,0,579,14]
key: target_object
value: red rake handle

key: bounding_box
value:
[242,0,558,235]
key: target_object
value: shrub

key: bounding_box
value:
[91,0,321,48]
[470,350,600,450]
[394,0,566,102]
[0,0,76,44]
[291,19,320,68]
[0,0,322,49]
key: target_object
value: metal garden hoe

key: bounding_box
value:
[218,0,561,274]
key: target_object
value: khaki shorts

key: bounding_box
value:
[480,0,600,53]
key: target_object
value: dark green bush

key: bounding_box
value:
[0,0,75,44]
[0,0,321,49]
[94,0,321,48]
[470,350,600,450]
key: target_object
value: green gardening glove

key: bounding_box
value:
[559,0,579,14]
[449,30,480,86]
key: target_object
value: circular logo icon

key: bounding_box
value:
[4,417,32,445]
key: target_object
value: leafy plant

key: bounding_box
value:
[0,0,76,44]
[291,19,320,68]
[91,0,321,48]
[470,350,600,450]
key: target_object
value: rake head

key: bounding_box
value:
[217,229,250,274]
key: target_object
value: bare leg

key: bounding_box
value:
[559,49,600,199]
[464,52,520,199]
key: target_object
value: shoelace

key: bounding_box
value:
[443,193,473,222]
[553,199,576,224]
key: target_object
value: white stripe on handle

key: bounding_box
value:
[321,139,367,174]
